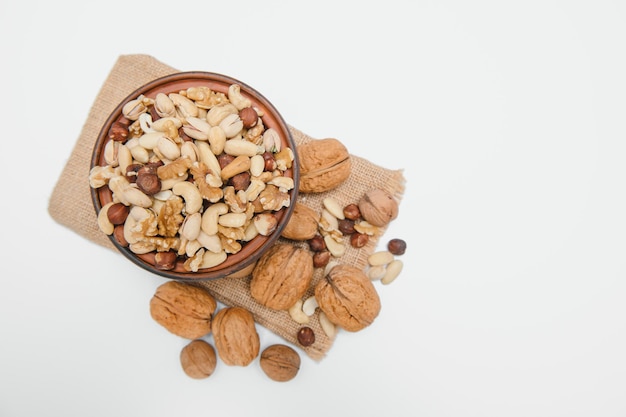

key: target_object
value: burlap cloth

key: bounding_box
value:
[48,54,406,361]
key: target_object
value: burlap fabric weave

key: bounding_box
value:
[48,54,406,360]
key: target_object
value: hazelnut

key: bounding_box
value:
[108,121,129,142]
[260,344,301,382]
[113,225,128,247]
[107,202,129,225]
[125,163,142,183]
[338,218,356,235]
[343,203,361,220]
[297,326,316,347]
[262,151,277,171]
[313,251,331,268]
[136,172,161,195]
[387,238,407,255]
[229,171,251,192]
[154,251,178,270]
[350,232,369,248]
[180,339,217,379]
[308,235,326,252]
[239,107,258,129]
[218,153,235,169]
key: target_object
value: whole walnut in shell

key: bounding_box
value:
[259,344,301,382]
[180,339,217,379]
[358,188,399,227]
[211,306,260,366]
[298,138,351,193]
[281,202,320,241]
[250,244,314,310]
[149,281,217,339]
[314,264,381,332]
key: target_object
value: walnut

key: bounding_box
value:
[157,196,185,237]
[314,264,381,332]
[149,281,217,339]
[190,161,223,203]
[281,202,320,241]
[180,339,217,379]
[156,156,193,180]
[250,244,314,310]
[258,184,290,211]
[260,344,301,382]
[298,138,351,193]
[357,189,399,227]
[211,306,260,366]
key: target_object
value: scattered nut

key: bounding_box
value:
[288,299,310,324]
[212,306,260,366]
[368,250,395,266]
[307,235,326,252]
[315,264,381,332]
[387,238,407,255]
[350,232,369,248]
[281,202,319,241]
[313,251,331,268]
[358,189,399,227]
[318,311,337,339]
[297,326,316,347]
[343,203,361,220]
[149,281,217,339]
[250,244,314,310]
[302,296,319,316]
[180,339,217,379]
[367,264,387,281]
[298,138,351,193]
[381,259,404,285]
[260,344,301,382]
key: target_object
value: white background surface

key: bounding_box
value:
[1,1,625,416]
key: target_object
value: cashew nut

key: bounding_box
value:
[227,83,252,110]
[172,181,203,214]
[319,311,337,339]
[288,299,310,324]
[302,296,319,316]
[201,202,228,235]
[97,202,115,235]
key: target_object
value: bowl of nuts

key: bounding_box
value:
[89,71,299,280]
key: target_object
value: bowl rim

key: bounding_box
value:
[90,71,299,281]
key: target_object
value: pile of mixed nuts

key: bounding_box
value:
[90,81,406,381]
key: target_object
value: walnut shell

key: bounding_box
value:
[357,188,399,227]
[180,339,217,379]
[259,344,301,382]
[149,281,217,339]
[298,138,351,193]
[211,306,260,366]
[314,264,381,332]
[250,244,314,310]
[281,202,320,241]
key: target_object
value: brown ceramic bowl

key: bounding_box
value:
[90,71,299,281]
